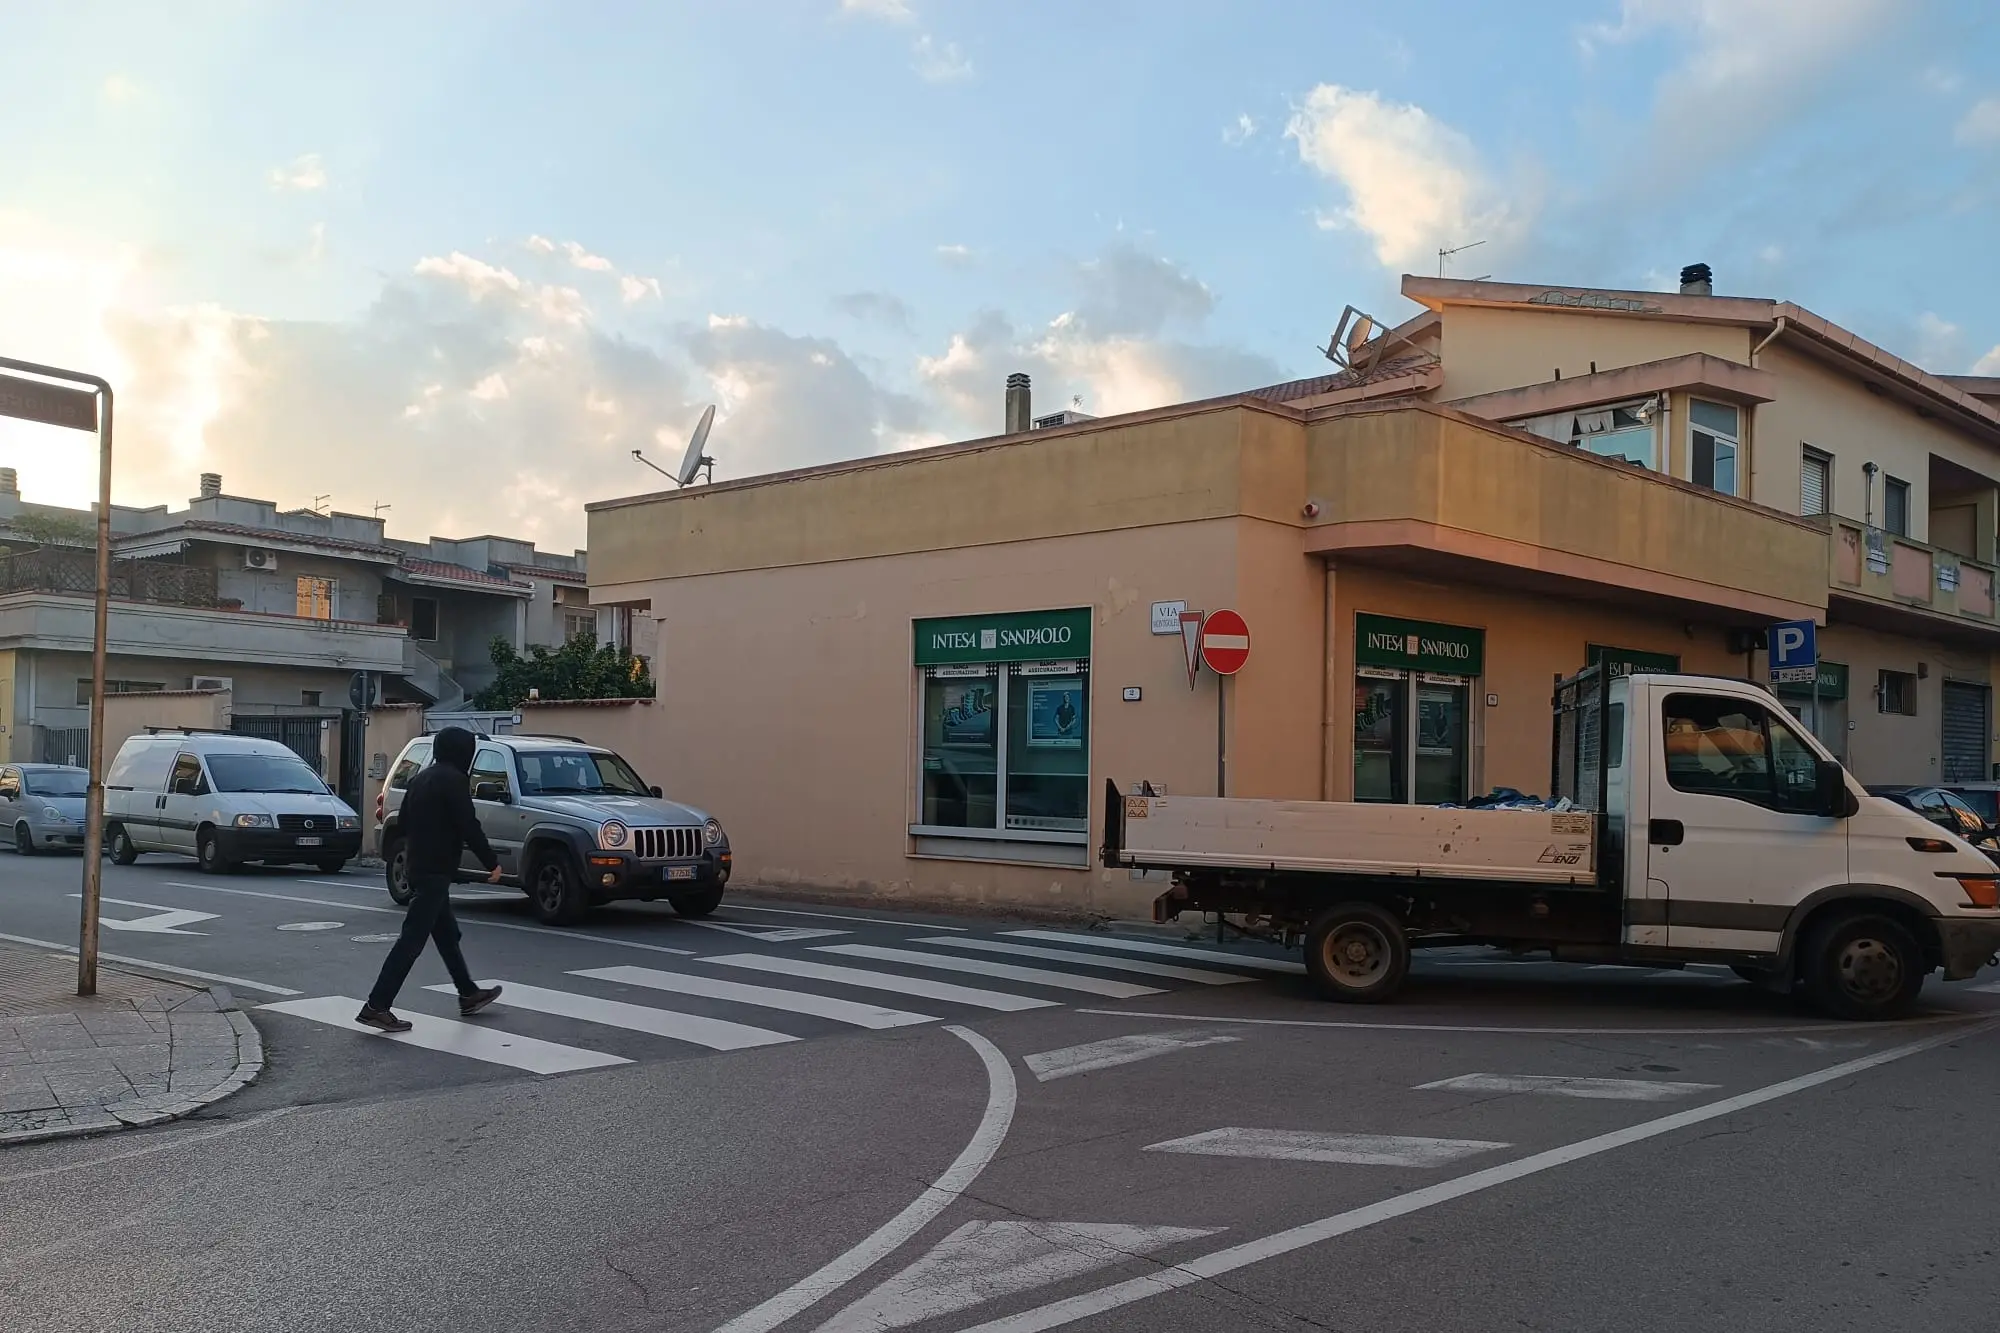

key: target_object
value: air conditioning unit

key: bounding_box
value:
[244,549,278,571]
[191,676,233,693]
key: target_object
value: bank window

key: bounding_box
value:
[1662,694,1818,812]
[919,663,1089,837]
[1354,672,1470,805]
[1884,477,1911,537]
[1689,399,1739,496]
[297,576,336,620]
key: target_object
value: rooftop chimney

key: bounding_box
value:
[1004,373,1032,435]
[0,467,17,496]
[199,472,222,499]
[1678,262,1713,297]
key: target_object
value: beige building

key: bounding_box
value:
[584,267,2000,917]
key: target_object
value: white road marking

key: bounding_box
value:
[1074,1007,1969,1037]
[912,937,1254,985]
[685,921,850,942]
[1144,1128,1507,1168]
[299,880,515,901]
[574,965,935,1029]
[721,903,967,931]
[1417,1073,1721,1101]
[1024,1031,1241,1082]
[162,882,696,955]
[275,921,344,932]
[702,954,1057,1012]
[956,1021,1996,1333]
[259,996,630,1074]
[715,1027,1014,1333]
[349,933,399,944]
[421,980,796,1051]
[814,1221,1221,1333]
[65,895,216,935]
[815,944,1164,999]
[0,931,301,996]
[1004,930,1305,974]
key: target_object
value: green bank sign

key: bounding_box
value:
[1775,661,1849,700]
[915,607,1093,666]
[1355,613,1485,675]
[1587,644,1682,678]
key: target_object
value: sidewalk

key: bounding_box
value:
[0,939,264,1146]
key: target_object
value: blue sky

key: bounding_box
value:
[1,0,1996,547]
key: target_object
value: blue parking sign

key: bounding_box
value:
[1768,619,1817,685]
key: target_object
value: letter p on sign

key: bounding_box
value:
[1767,618,1817,684]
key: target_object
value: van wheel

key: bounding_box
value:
[196,828,235,875]
[14,822,35,856]
[1304,902,1410,1003]
[528,849,587,925]
[384,839,414,906]
[1803,911,1926,1020]
[669,887,725,918]
[107,824,139,865]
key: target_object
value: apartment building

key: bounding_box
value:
[582,267,2000,916]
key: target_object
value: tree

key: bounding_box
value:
[471,631,655,709]
[8,510,95,550]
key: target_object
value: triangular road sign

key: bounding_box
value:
[1179,609,1205,691]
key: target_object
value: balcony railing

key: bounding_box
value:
[0,550,219,608]
[1827,519,1998,624]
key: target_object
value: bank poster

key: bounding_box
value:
[1027,681,1084,749]
[939,682,995,746]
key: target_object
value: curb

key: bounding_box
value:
[0,984,267,1148]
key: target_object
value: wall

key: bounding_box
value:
[201,544,389,622]
[1438,306,1751,402]
[360,704,426,852]
[516,700,656,758]
[0,647,15,762]
[1823,625,1994,786]
[100,689,232,767]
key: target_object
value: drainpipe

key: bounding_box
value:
[1750,316,1787,367]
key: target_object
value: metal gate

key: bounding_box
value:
[1941,681,1990,784]
[39,727,90,767]
[230,715,327,772]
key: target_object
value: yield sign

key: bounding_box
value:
[68,895,216,935]
[1200,607,1251,676]
[1179,609,1205,690]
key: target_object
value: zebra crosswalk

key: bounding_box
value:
[258,931,1304,1079]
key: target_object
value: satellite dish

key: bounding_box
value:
[675,404,717,487]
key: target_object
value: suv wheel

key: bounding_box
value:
[528,849,587,925]
[107,824,139,865]
[384,839,414,906]
[668,887,725,918]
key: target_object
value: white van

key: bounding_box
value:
[104,730,361,873]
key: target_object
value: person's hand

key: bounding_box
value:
[487,865,504,884]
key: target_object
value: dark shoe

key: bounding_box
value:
[356,1005,413,1034]
[459,985,503,1016]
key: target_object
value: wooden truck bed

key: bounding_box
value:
[1111,792,1597,885]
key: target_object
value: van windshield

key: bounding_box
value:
[206,753,330,795]
[517,751,649,796]
[25,771,88,797]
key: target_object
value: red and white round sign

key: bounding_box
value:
[1200,608,1251,676]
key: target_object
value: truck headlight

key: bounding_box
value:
[336,815,360,831]
[598,820,629,850]
[704,818,723,847]
[234,813,274,828]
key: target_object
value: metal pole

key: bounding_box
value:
[77,388,113,996]
[1216,675,1226,798]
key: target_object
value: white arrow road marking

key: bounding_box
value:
[1024,1031,1242,1082]
[1416,1073,1721,1101]
[683,921,850,942]
[68,895,217,935]
[812,1221,1222,1333]
[1144,1128,1508,1168]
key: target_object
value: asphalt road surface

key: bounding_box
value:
[5,849,2000,1332]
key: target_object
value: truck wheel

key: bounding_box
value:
[1803,911,1926,1021]
[1304,902,1410,1004]
[108,824,139,865]
[196,827,236,875]
[669,887,725,918]
[528,849,587,925]
[384,839,414,906]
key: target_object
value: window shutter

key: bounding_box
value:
[1801,451,1828,516]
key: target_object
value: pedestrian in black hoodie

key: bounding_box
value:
[358,726,504,1032]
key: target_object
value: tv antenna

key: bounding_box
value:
[311,494,331,514]
[634,404,718,488]
[1437,239,1486,278]
[1320,305,1385,371]
[372,502,392,519]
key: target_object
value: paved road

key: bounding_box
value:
[5,849,2000,1332]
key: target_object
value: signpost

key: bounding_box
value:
[0,357,113,996]
[1768,618,1822,753]
[1196,609,1251,797]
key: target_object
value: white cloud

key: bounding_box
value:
[1913,311,1963,371]
[1957,97,2000,146]
[1286,84,1520,272]
[525,234,557,254]
[619,274,663,303]
[1974,346,2000,376]
[266,153,328,192]
[560,240,614,272]
[841,0,912,19]
[912,34,972,82]
[1223,113,1258,146]
[935,243,975,268]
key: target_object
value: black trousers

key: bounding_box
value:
[368,872,478,1010]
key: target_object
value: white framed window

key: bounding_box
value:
[1801,446,1831,516]
[1884,476,1911,537]
[564,610,598,642]
[1689,399,1740,496]
[295,576,337,621]
[1569,400,1657,469]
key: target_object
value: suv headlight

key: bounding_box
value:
[704,818,723,847]
[336,815,360,831]
[598,820,629,850]
[234,813,274,828]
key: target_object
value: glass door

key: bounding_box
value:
[1413,678,1470,805]
[1353,673,1407,803]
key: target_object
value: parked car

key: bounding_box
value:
[375,732,731,925]
[0,763,90,854]
[1864,784,2000,864]
[1944,782,2000,827]
[103,731,361,873]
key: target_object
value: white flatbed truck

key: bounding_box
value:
[1103,669,2000,1020]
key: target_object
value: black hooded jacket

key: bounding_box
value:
[399,727,500,879]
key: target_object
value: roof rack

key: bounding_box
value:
[510,733,591,744]
[141,726,238,737]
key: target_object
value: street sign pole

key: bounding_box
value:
[0,355,114,997]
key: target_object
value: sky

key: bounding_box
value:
[0,0,1996,551]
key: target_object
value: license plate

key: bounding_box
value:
[666,866,696,882]
[296,836,323,847]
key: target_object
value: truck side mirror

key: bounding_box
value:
[1816,760,1854,818]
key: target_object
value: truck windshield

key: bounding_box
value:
[206,754,330,795]
[25,771,88,797]
[517,751,650,796]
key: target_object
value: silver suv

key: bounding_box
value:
[374,733,732,925]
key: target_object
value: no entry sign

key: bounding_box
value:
[1200,609,1251,676]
